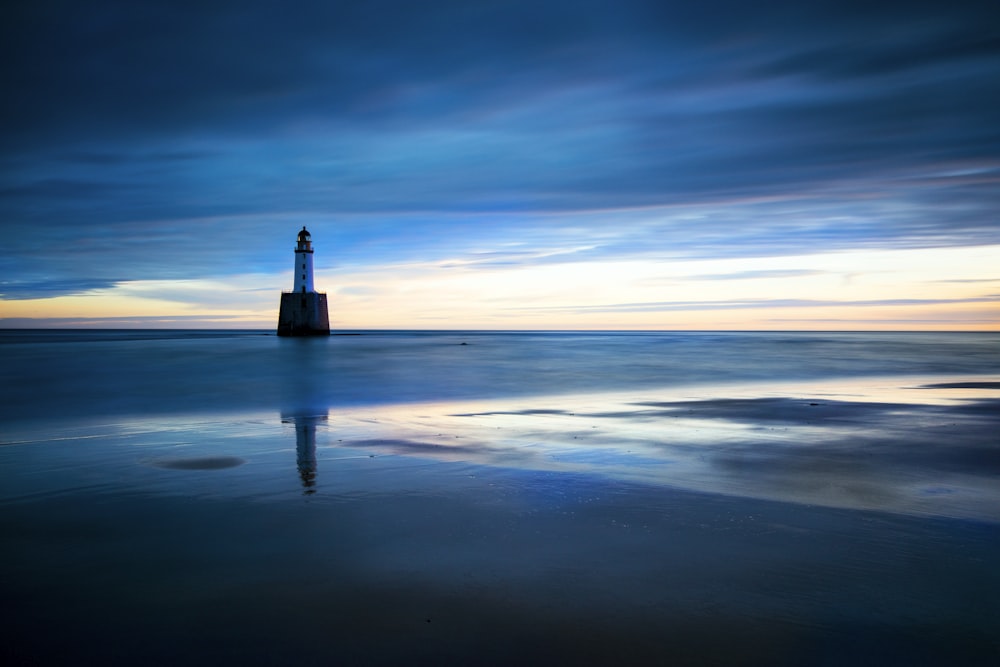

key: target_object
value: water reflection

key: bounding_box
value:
[282,413,327,494]
[318,378,1000,521]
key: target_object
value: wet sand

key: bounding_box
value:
[4,476,997,666]
[2,375,999,665]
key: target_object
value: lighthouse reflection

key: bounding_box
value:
[281,413,327,494]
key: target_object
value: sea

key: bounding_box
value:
[1,330,999,665]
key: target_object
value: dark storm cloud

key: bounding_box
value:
[1,0,999,297]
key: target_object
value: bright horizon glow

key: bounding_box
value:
[3,244,997,330]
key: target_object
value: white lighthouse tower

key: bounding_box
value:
[292,227,315,294]
[277,226,330,336]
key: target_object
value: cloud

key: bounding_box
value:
[1,278,118,300]
[508,296,1000,315]
[688,269,825,281]
[0,314,251,328]
[1,0,998,318]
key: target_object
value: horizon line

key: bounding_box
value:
[1,326,997,334]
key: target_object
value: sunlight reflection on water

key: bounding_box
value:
[4,374,998,521]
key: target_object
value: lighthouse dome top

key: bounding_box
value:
[297,226,311,242]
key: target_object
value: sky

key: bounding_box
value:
[1,0,998,330]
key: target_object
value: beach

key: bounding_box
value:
[2,330,999,665]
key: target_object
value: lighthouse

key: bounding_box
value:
[276,226,330,336]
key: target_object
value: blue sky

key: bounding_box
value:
[1,0,998,329]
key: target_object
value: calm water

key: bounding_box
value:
[1,330,999,665]
[2,329,998,419]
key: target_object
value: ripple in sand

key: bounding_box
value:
[148,456,246,470]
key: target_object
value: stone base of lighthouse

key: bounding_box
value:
[277,292,330,336]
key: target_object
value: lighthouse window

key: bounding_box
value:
[302,273,306,280]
